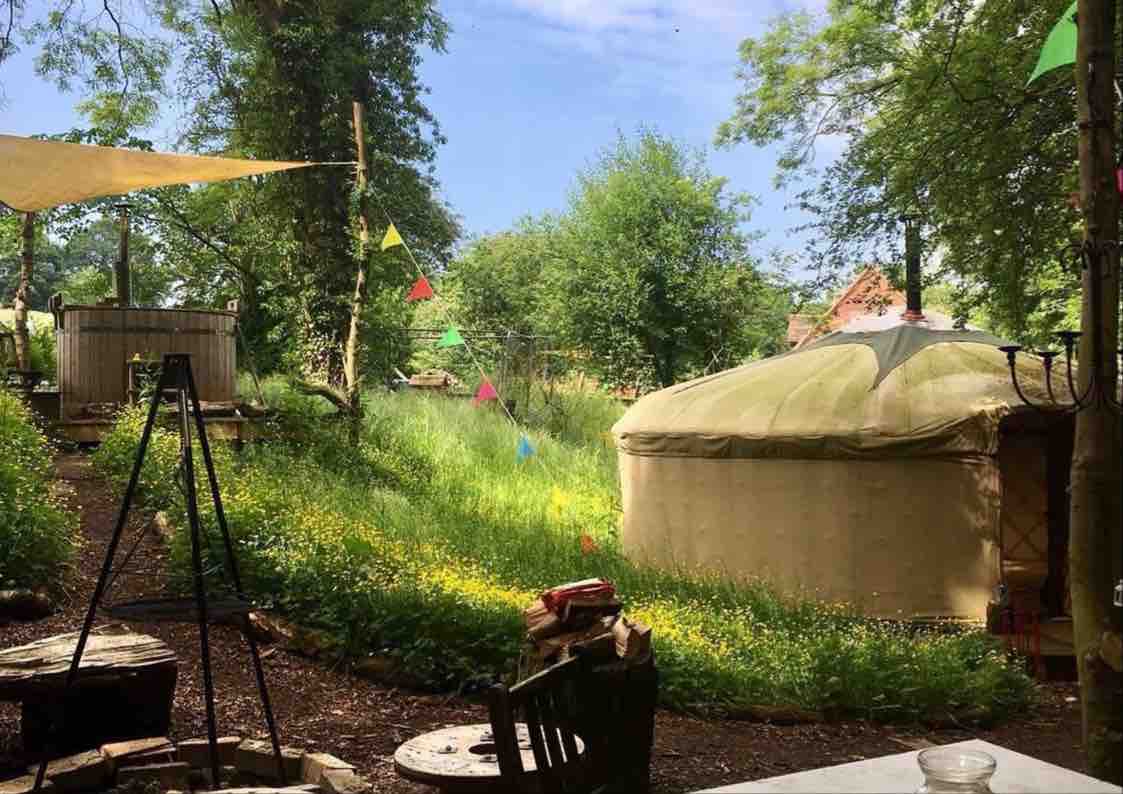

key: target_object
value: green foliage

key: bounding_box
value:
[442,131,790,390]
[95,383,1034,718]
[0,389,76,589]
[158,0,459,386]
[2,209,176,312]
[92,404,183,511]
[718,0,1084,345]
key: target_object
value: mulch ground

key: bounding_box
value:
[0,452,1089,793]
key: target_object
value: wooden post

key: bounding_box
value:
[115,203,131,307]
[343,99,369,429]
[12,211,35,372]
[1070,0,1122,782]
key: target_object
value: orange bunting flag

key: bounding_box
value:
[405,275,434,302]
[473,380,499,404]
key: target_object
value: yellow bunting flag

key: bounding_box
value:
[381,223,403,251]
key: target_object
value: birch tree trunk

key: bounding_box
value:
[343,99,370,436]
[12,212,36,372]
[1070,0,1122,782]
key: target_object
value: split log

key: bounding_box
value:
[612,617,652,662]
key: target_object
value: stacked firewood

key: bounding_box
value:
[521,579,652,673]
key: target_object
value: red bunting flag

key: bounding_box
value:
[473,379,499,404]
[405,275,434,302]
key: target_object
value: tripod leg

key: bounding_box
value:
[32,366,166,792]
[184,361,288,785]
[175,359,222,791]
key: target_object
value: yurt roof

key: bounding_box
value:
[613,325,1058,461]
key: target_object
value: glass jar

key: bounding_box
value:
[916,748,996,793]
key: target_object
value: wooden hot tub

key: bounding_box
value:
[50,302,246,440]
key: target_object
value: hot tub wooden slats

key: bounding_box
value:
[56,306,236,418]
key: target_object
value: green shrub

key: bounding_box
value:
[0,389,76,589]
[92,386,1035,720]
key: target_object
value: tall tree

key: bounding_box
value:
[717,0,1083,345]
[1069,0,1122,781]
[12,212,34,371]
[165,0,458,406]
[551,130,778,389]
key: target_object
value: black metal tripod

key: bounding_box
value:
[33,353,286,791]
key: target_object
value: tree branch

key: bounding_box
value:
[292,378,352,413]
[101,0,129,106]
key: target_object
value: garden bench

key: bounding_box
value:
[0,625,177,755]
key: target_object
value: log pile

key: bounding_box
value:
[522,578,651,673]
[521,579,658,794]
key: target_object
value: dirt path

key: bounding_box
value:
[0,453,1089,792]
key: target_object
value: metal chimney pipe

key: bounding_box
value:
[900,213,924,321]
[115,203,131,307]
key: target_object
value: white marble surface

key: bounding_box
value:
[696,739,1122,793]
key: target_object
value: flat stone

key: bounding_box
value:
[179,735,242,768]
[321,768,370,794]
[0,775,54,793]
[27,750,106,794]
[100,736,173,773]
[300,751,354,784]
[117,761,191,789]
[235,739,303,782]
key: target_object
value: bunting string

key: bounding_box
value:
[374,208,525,439]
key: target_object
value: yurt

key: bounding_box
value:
[613,324,1074,624]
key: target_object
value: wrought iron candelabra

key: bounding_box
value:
[998,240,1122,415]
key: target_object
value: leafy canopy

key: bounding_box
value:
[718,0,1084,344]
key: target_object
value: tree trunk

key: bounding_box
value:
[1071,0,1122,782]
[12,212,36,372]
[343,99,370,437]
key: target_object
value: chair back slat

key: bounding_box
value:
[488,684,526,783]
[554,688,581,765]
[522,694,556,791]
[537,689,567,769]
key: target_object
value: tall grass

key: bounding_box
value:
[0,389,76,589]
[93,383,1034,720]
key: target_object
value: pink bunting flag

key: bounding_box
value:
[405,275,434,303]
[473,379,499,404]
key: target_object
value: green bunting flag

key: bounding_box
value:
[1027,1,1077,85]
[436,325,465,348]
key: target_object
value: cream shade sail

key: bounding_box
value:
[0,134,318,212]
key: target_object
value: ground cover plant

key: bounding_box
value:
[93,384,1035,721]
[0,389,76,590]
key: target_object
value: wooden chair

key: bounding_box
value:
[488,655,600,794]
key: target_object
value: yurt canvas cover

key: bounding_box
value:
[612,325,1061,621]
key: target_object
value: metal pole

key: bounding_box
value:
[115,203,131,307]
[173,355,222,790]
[183,359,287,784]
[32,361,166,792]
[900,214,924,321]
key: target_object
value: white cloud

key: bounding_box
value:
[504,0,823,34]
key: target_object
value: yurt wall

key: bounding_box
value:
[618,453,1002,620]
[56,305,236,419]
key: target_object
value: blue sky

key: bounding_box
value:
[1,0,832,257]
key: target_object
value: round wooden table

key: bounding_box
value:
[394,722,583,793]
